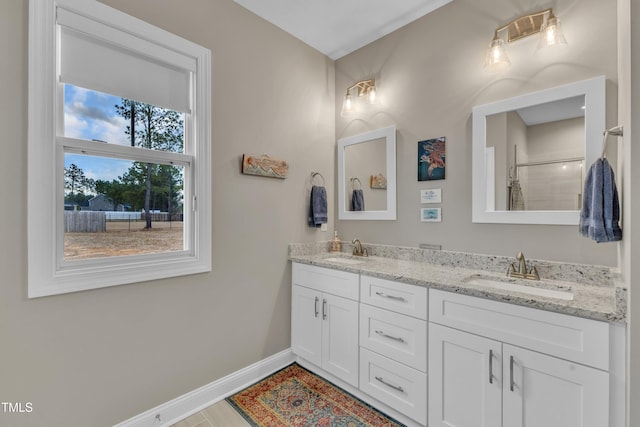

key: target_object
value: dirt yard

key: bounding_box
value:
[64,221,184,260]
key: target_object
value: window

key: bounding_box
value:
[28,0,211,297]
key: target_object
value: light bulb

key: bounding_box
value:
[366,85,377,104]
[539,16,567,49]
[341,93,354,117]
[484,38,510,71]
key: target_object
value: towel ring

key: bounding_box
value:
[600,125,623,159]
[350,177,362,190]
[311,172,325,186]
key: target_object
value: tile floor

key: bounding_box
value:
[169,401,250,427]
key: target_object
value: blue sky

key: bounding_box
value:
[64,85,186,193]
[64,85,134,182]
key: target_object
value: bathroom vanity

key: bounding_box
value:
[289,242,626,427]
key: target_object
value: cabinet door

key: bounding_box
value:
[291,285,322,367]
[503,344,609,427]
[429,323,502,427]
[322,293,359,387]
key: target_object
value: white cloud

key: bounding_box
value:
[64,85,129,146]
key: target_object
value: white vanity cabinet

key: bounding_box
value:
[291,261,622,427]
[291,263,360,387]
[428,289,610,427]
[358,275,428,426]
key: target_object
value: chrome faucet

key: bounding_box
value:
[352,239,368,257]
[507,252,539,280]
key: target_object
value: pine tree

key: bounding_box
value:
[115,100,184,228]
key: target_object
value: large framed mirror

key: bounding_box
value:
[472,76,605,225]
[338,125,396,220]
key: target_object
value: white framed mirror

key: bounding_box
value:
[472,76,605,225]
[338,125,396,220]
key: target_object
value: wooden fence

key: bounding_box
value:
[104,212,184,222]
[64,211,106,233]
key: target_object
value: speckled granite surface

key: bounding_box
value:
[289,241,626,323]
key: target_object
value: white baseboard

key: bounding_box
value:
[113,348,295,427]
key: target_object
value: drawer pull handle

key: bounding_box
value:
[375,291,406,302]
[509,355,515,392]
[375,330,405,343]
[322,299,327,320]
[375,376,404,393]
[489,349,494,384]
[314,296,319,318]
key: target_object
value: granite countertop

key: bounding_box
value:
[289,242,626,324]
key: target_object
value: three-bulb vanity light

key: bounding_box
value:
[340,79,377,116]
[484,8,567,71]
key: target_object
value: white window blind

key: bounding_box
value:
[58,8,194,113]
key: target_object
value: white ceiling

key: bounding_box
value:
[233,0,453,60]
[516,96,586,126]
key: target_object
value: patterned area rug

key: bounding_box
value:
[226,363,406,426]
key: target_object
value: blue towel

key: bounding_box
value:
[351,189,365,211]
[308,185,327,227]
[579,158,622,242]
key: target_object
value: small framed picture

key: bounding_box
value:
[418,137,446,181]
[420,188,442,204]
[421,207,442,222]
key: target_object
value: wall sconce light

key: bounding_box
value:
[341,79,377,116]
[484,8,567,71]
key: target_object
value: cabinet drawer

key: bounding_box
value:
[292,263,359,300]
[359,348,427,426]
[429,289,610,370]
[360,304,427,372]
[360,275,427,319]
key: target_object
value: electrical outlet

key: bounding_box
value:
[321,223,328,231]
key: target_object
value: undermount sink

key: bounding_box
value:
[323,256,367,265]
[463,275,574,301]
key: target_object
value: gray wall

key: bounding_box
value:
[0,0,335,426]
[335,0,619,267]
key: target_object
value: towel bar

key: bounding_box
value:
[350,177,362,189]
[600,125,623,159]
[311,172,325,186]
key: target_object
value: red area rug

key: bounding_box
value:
[226,363,405,426]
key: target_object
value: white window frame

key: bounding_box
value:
[28,0,212,298]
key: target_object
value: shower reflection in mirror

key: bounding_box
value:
[489,102,587,212]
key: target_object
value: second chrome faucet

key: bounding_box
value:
[507,252,539,280]
[352,239,368,257]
